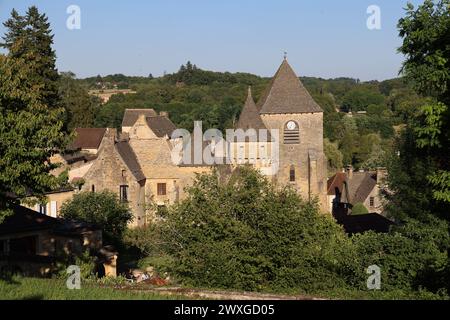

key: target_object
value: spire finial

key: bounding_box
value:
[283,51,287,60]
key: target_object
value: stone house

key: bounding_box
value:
[0,205,102,276]
[327,166,386,214]
[81,128,147,227]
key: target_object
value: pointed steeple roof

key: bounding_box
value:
[258,59,323,114]
[236,87,268,131]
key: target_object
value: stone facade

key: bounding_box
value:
[81,128,147,227]
[52,59,329,227]
[260,112,328,209]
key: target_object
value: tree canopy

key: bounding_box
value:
[0,7,67,220]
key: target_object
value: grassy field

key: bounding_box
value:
[0,277,186,300]
[1,277,447,300]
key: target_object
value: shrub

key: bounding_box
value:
[351,203,369,215]
[60,191,133,246]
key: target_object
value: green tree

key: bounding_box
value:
[145,167,357,292]
[1,6,60,109]
[60,191,133,246]
[59,71,99,131]
[324,138,343,174]
[388,0,450,220]
[0,7,67,221]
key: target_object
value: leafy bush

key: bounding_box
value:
[144,167,360,292]
[60,191,133,246]
[352,216,449,292]
[351,203,369,215]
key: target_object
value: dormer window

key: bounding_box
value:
[284,121,299,144]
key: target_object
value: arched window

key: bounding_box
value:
[289,165,296,182]
[284,121,300,144]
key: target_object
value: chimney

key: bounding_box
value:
[346,165,353,179]
[159,111,169,118]
[376,167,386,184]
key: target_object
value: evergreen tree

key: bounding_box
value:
[1,6,60,109]
[0,7,68,220]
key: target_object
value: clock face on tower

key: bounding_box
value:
[286,121,297,131]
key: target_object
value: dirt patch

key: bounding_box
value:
[115,285,325,300]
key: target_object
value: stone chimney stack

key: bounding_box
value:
[346,165,353,179]
[376,167,387,184]
[159,111,169,118]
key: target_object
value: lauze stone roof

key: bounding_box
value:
[257,59,323,114]
[115,140,146,181]
[69,128,107,150]
[146,116,177,138]
[122,108,158,127]
[237,87,268,131]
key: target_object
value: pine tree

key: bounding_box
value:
[1,6,60,109]
[0,7,68,221]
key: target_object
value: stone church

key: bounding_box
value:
[232,58,327,209]
[49,58,328,227]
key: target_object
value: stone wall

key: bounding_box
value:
[82,129,146,227]
[261,112,328,212]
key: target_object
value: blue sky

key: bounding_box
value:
[0,0,424,80]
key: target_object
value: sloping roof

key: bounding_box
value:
[115,140,146,181]
[146,116,177,138]
[0,205,100,236]
[69,128,106,150]
[122,108,157,127]
[258,59,323,114]
[348,172,377,204]
[237,87,269,131]
[178,134,228,167]
[235,87,272,142]
[327,172,347,195]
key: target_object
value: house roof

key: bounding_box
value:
[327,172,347,196]
[122,108,157,127]
[0,205,100,236]
[146,116,177,138]
[258,59,323,114]
[348,172,377,204]
[115,140,146,181]
[69,128,107,150]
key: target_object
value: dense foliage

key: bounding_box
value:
[0,7,68,220]
[126,167,449,296]
[70,60,424,176]
[60,191,133,246]
[387,0,450,221]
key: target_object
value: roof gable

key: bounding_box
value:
[69,128,106,150]
[146,116,177,138]
[122,109,157,127]
[349,172,377,204]
[327,172,347,195]
[258,59,323,114]
[115,141,146,181]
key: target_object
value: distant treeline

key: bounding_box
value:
[65,62,427,171]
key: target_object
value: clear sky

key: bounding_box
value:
[0,0,424,80]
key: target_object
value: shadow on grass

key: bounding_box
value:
[0,272,21,285]
[20,294,44,300]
